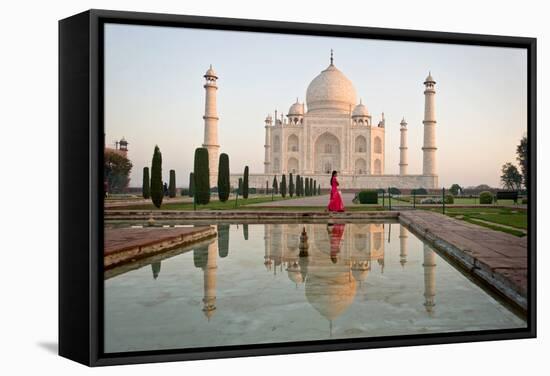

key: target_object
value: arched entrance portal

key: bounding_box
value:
[315,132,341,173]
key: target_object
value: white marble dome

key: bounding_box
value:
[352,100,369,118]
[288,100,304,116]
[306,63,357,114]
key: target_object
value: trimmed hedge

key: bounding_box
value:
[358,190,378,204]
[479,191,494,204]
[388,187,401,195]
[217,153,230,202]
[142,167,150,199]
[150,145,163,208]
[412,188,428,195]
[193,147,210,205]
[243,166,249,199]
[168,169,176,198]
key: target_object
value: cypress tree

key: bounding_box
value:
[142,167,150,199]
[266,180,269,195]
[217,153,230,202]
[243,166,249,199]
[313,180,317,197]
[295,175,301,196]
[194,147,210,205]
[273,176,278,195]
[289,173,294,197]
[217,224,230,258]
[150,145,163,208]
[238,177,243,196]
[305,178,309,196]
[188,172,194,197]
[168,169,176,198]
[318,185,321,195]
[243,224,249,240]
[281,174,287,197]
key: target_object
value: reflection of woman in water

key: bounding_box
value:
[327,223,345,263]
[327,171,345,212]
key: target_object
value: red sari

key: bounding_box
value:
[327,177,345,212]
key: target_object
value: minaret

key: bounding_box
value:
[264,114,273,174]
[202,65,220,187]
[202,239,218,320]
[399,226,408,268]
[399,118,408,175]
[422,72,437,176]
[422,244,436,315]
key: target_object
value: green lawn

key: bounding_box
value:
[423,207,527,237]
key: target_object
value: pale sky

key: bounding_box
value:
[104,23,527,188]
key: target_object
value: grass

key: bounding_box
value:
[460,217,526,237]
[422,207,527,237]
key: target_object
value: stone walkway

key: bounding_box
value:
[104,226,216,268]
[250,193,358,207]
[399,210,528,312]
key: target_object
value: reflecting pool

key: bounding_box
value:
[104,222,526,353]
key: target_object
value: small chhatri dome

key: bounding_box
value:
[424,71,435,84]
[400,117,407,127]
[352,99,369,118]
[288,98,304,116]
[306,51,357,114]
[204,64,218,79]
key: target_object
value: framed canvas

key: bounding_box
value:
[59,9,536,366]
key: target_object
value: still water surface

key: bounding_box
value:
[104,222,525,353]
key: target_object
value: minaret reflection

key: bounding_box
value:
[422,244,436,315]
[399,226,408,268]
[193,236,219,321]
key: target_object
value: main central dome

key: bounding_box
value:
[306,63,357,114]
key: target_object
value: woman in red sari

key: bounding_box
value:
[327,170,345,212]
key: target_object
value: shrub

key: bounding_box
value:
[421,197,442,204]
[217,153,230,202]
[189,173,195,197]
[168,170,176,198]
[479,191,494,204]
[142,167,150,199]
[521,198,528,204]
[412,188,428,195]
[358,190,378,204]
[281,174,287,197]
[444,193,454,204]
[193,147,210,205]
[272,176,278,195]
[377,188,385,194]
[243,166,249,199]
[388,187,401,195]
[150,145,163,208]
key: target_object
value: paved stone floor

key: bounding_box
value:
[250,193,357,207]
[104,226,214,257]
[399,210,528,311]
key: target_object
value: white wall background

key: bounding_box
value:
[0,0,547,374]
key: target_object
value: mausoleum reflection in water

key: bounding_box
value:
[194,223,434,329]
[104,223,526,353]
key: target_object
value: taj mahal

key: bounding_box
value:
[200,51,439,190]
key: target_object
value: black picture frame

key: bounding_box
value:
[59,9,537,367]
